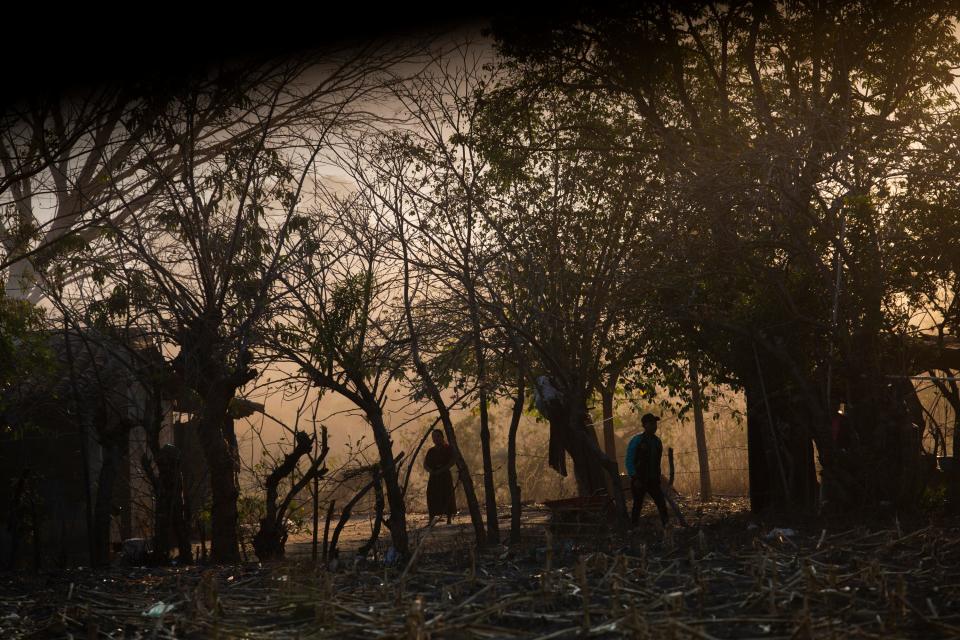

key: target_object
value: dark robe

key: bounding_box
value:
[424,443,457,519]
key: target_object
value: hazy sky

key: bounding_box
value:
[230,30,498,470]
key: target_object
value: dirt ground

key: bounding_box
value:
[282,507,555,561]
[2,497,959,639]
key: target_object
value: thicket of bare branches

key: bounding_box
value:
[3,3,960,575]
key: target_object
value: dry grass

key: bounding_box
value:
[4,498,958,639]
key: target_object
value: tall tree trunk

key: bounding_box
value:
[5,470,30,570]
[564,388,608,492]
[742,327,937,514]
[366,406,410,556]
[476,384,500,544]
[172,465,193,564]
[144,393,193,565]
[468,306,499,543]
[507,372,525,545]
[62,325,96,566]
[77,414,96,567]
[197,396,240,563]
[600,380,618,471]
[688,354,712,501]
[311,455,320,564]
[116,430,132,541]
[844,372,925,510]
[942,375,960,459]
[744,379,787,514]
[92,438,120,567]
[148,459,172,563]
[397,221,486,547]
[464,188,499,544]
[951,403,960,509]
[744,373,821,514]
[954,413,960,461]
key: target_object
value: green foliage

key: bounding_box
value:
[0,293,52,416]
[469,54,678,398]
[919,484,948,513]
[488,1,960,405]
[237,492,265,536]
[308,271,376,377]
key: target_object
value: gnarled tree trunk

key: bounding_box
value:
[253,429,328,562]
[538,377,628,522]
[366,406,410,556]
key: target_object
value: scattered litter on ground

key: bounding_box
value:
[142,601,176,617]
[763,527,797,540]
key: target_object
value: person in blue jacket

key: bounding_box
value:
[624,413,669,527]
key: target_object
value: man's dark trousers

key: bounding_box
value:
[631,477,669,526]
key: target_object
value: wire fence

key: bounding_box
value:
[666,445,749,496]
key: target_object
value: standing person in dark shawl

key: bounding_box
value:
[424,429,457,525]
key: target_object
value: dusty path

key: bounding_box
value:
[284,508,552,561]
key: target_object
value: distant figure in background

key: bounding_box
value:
[423,429,457,525]
[625,413,670,527]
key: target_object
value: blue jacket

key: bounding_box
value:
[625,434,643,476]
[624,432,662,480]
